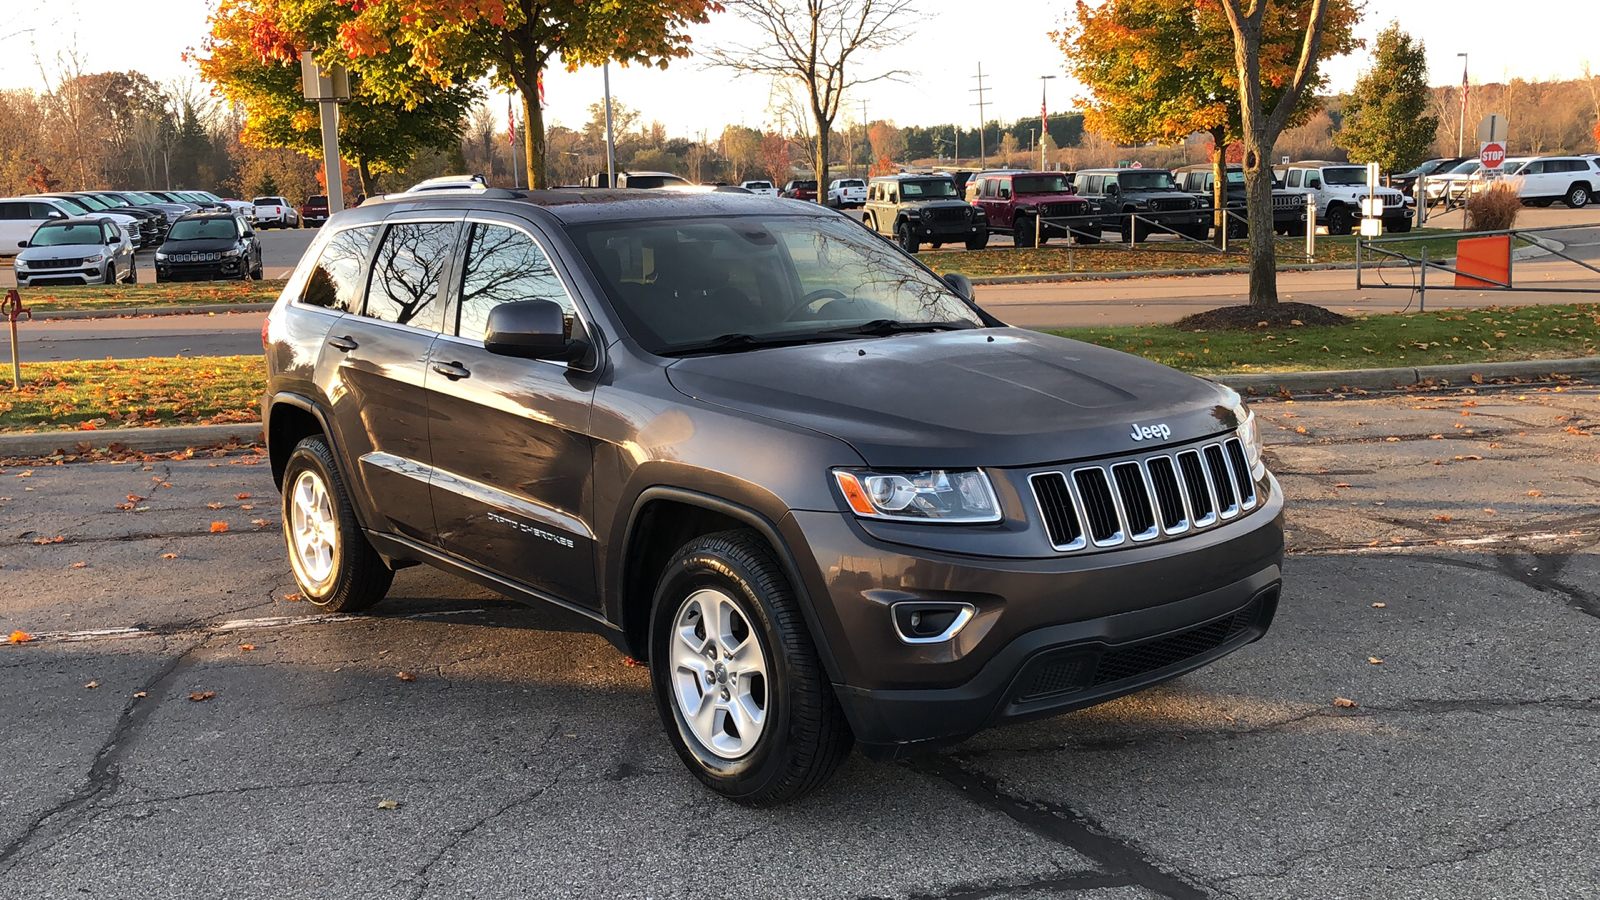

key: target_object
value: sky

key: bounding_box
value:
[3,0,1596,139]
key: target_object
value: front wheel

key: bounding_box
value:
[1012,219,1036,249]
[102,262,117,285]
[965,230,989,251]
[896,221,918,253]
[1325,206,1353,236]
[649,530,853,806]
[280,435,393,613]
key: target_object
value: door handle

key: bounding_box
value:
[431,361,471,380]
[328,335,358,352]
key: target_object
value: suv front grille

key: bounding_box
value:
[1151,197,1192,212]
[30,258,86,270]
[1273,193,1306,210]
[1039,202,1086,218]
[1029,437,1258,553]
[927,207,970,223]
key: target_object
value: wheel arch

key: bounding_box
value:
[615,487,844,684]
[265,392,338,489]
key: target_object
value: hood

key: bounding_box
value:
[159,237,241,254]
[905,198,971,209]
[18,242,106,260]
[665,328,1240,469]
[1014,191,1085,206]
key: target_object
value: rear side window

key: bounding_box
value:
[457,223,572,341]
[300,225,379,312]
[362,221,457,330]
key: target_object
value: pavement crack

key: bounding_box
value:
[857,870,1136,900]
[0,637,209,875]
[396,776,558,900]
[907,755,1212,900]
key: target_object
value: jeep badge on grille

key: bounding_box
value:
[1130,423,1172,442]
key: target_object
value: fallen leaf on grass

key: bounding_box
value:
[1564,426,1592,436]
[1333,697,1359,708]
[396,671,416,682]
[239,644,255,652]
[9,631,34,643]
[1372,602,1387,608]
[1429,434,1443,440]
[188,691,215,702]
[1295,426,1307,434]
[209,522,228,533]
[1527,490,1543,497]
[377,799,400,810]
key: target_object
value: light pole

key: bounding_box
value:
[1456,52,1468,157]
[603,63,617,188]
[1040,75,1057,170]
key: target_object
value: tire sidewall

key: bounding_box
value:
[280,439,355,607]
[1568,186,1589,209]
[649,548,795,797]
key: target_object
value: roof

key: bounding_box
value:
[868,173,955,182]
[359,188,829,226]
[32,216,114,227]
[1076,167,1174,174]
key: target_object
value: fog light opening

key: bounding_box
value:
[891,602,976,644]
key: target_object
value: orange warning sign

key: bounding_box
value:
[1454,235,1511,288]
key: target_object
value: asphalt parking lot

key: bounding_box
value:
[2,384,1598,899]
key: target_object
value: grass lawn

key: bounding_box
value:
[0,356,265,432]
[1046,304,1600,375]
[924,228,1533,278]
[16,280,286,312]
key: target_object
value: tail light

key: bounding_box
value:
[261,318,270,348]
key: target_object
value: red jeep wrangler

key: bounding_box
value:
[971,172,1096,248]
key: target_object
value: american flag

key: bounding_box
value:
[507,96,517,146]
[1460,68,1469,111]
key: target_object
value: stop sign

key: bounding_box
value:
[1480,141,1506,170]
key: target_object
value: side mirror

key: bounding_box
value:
[106,236,117,245]
[484,298,590,363]
[1105,184,1119,196]
[942,272,976,302]
[47,211,66,220]
[17,240,28,249]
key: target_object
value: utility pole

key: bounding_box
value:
[301,51,350,213]
[1456,52,1469,157]
[1040,74,1057,171]
[857,98,869,177]
[970,63,988,167]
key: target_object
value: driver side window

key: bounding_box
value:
[457,223,573,341]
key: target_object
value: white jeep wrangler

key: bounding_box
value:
[1274,161,1411,235]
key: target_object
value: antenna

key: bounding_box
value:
[970,63,989,166]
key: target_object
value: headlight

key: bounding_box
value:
[832,468,1002,523]
[84,253,105,264]
[155,251,168,261]
[222,247,243,258]
[1234,404,1264,478]
[14,259,28,269]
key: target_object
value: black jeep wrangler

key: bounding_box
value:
[1173,164,1309,238]
[1072,168,1208,242]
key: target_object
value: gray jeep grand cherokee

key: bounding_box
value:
[263,189,1284,805]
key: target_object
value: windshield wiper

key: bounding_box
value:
[656,332,860,357]
[827,319,976,337]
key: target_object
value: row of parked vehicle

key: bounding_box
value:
[1397,155,1600,209]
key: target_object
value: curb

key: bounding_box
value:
[1215,357,1600,394]
[35,303,274,320]
[970,262,1352,286]
[0,423,264,458]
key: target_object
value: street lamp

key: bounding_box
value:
[1040,75,1057,170]
[1456,52,1468,157]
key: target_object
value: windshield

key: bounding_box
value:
[94,194,131,208]
[901,179,956,198]
[1225,171,1246,184]
[1446,160,1479,175]
[1013,175,1072,194]
[1322,167,1369,185]
[131,193,162,204]
[67,194,111,210]
[1115,171,1176,190]
[49,198,90,215]
[167,218,239,241]
[573,215,984,354]
[29,222,104,247]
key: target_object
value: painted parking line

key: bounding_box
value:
[8,608,488,645]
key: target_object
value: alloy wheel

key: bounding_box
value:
[668,587,769,759]
[288,469,339,589]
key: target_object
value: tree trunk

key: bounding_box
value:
[356,158,379,197]
[814,125,830,205]
[514,70,547,189]
[1241,142,1279,306]
[1211,126,1228,239]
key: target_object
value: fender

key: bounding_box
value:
[264,391,373,532]
[618,486,846,688]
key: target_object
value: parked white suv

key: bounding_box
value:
[827,178,867,208]
[1504,156,1599,208]
[0,196,139,252]
[1274,161,1410,234]
[739,180,778,197]
[252,196,301,228]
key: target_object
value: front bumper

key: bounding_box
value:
[157,257,248,280]
[910,218,986,239]
[16,265,103,286]
[779,479,1285,759]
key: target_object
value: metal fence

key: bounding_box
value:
[1354,223,1600,310]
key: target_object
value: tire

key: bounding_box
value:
[122,256,137,284]
[1286,220,1308,237]
[1389,217,1413,234]
[280,435,393,613]
[1074,228,1102,245]
[102,262,117,285]
[1179,225,1210,242]
[1012,219,1036,249]
[896,221,918,253]
[250,262,264,280]
[1326,206,1353,236]
[648,530,853,806]
[965,230,989,251]
[1565,184,1590,209]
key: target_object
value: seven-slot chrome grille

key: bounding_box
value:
[1029,436,1259,553]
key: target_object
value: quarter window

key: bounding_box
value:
[363,221,457,330]
[457,223,572,341]
[300,225,379,312]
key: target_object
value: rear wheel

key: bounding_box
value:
[280,435,393,613]
[1565,184,1590,209]
[1012,219,1036,249]
[649,530,853,806]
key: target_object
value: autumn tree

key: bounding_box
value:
[1057,0,1358,250]
[707,0,916,202]
[721,125,762,182]
[1335,23,1437,174]
[759,130,792,185]
[328,0,720,189]
[197,0,477,195]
